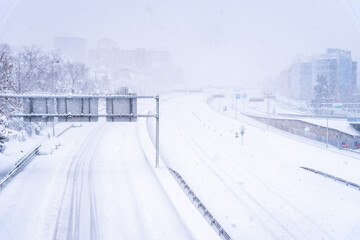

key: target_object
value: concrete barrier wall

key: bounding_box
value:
[247,114,360,150]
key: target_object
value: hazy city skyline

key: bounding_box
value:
[1,0,360,88]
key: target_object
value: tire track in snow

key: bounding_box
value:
[167,111,284,240]
[190,107,335,239]
[180,106,334,239]
[52,123,108,240]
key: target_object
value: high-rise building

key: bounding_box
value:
[88,39,181,88]
[284,48,357,102]
[313,48,356,101]
[53,36,87,63]
[352,61,357,89]
[288,62,313,101]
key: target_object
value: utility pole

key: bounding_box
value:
[156,95,160,168]
[322,97,334,149]
[326,115,329,148]
[264,92,271,131]
[235,93,239,119]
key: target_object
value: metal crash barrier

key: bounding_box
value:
[168,168,233,240]
[301,166,360,191]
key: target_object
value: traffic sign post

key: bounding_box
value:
[240,125,245,145]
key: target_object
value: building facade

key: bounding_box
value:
[284,48,357,102]
[53,36,87,63]
[88,39,182,89]
[288,62,313,101]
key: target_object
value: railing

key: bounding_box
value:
[301,166,360,191]
[0,145,40,190]
[168,168,232,240]
[56,123,82,137]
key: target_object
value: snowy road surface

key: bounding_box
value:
[156,93,360,240]
[0,120,213,239]
[1,93,360,240]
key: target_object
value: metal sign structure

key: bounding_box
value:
[23,97,55,122]
[0,93,160,168]
[57,97,99,122]
[106,94,137,122]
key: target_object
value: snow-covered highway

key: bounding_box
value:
[158,93,360,240]
[1,93,360,240]
[0,118,216,239]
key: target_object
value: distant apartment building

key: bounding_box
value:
[288,62,312,101]
[89,43,172,71]
[89,39,181,87]
[53,36,87,63]
[283,48,357,102]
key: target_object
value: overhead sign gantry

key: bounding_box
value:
[0,91,161,168]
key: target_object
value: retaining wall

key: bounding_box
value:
[247,114,360,150]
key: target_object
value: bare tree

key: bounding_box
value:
[0,43,20,115]
[42,52,65,93]
[0,43,13,91]
[11,46,47,93]
[65,62,88,93]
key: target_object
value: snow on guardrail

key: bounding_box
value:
[56,123,82,137]
[301,166,360,191]
[0,144,40,190]
[168,168,233,240]
[0,123,81,190]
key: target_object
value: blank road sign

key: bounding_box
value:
[106,94,137,122]
[57,97,99,122]
[23,98,55,122]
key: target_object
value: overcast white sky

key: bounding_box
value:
[1,0,360,87]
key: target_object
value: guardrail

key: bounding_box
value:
[56,124,82,137]
[0,145,40,190]
[168,168,232,240]
[301,166,360,191]
[0,121,82,191]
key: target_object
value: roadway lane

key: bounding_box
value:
[158,93,360,240]
[0,121,194,239]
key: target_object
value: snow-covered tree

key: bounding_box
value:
[11,46,47,93]
[65,62,88,93]
[0,43,13,89]
[312,75,329,107]
[40,52,66,93]
[0,43,21,115]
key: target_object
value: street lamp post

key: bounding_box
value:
[235,93,238,119]
[264,92,272,131]
[326,114,329,148]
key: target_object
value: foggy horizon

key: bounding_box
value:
[1,0,360,88]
